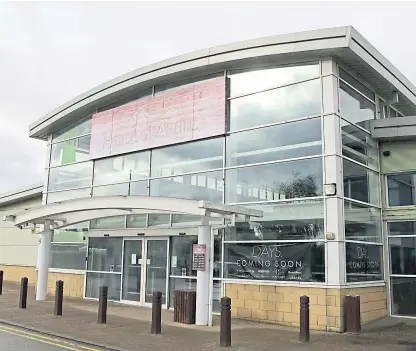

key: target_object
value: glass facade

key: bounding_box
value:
[43,60,407,313]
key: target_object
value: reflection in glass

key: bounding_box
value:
[339,81,375,129]
[47,188,91,204]
[48,162,93,191]
[170,236,197,277]
[126,214,147,228]
[229,79,321,131]
[391,277,416,317]
[50,135,91,167]
[150,171,223,203]
[229,64,319,97]
[172,214,202,225]
[129,181,148,196]
[53,116,92,143]
[148,214,170,227]
[339,68,375,101]
[87,238,123,272]
[151,138,223,177]
[341,119,378,169]
[93,152,149,186]
[226,118,322,167]
[344,200,381,242]
[345,242,382,282]
[343,159,380,206]
[122,240,142,301]
[168,278,196,308]
[388,221,416,236]
[50,243,87,270]
[145,240,168,304]
[92,183,129,197]
[53,222,88,242]
[387,173,416,207]
[90,216,126,229]
[225,158,323,203]
[224,242,325,282]
[390,237,416,275]
[225,200,324,241]
[85,272,121,301]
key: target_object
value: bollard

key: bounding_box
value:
[97,286,108,324]
[345,295,361,334]
[54,280,64,316]
[151,291,162,334]
[220,296,231,347]
[299,295,310,343]
[19,277,28,309]
[0,270,3,295]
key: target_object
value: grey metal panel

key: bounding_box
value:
[371,116,416,140]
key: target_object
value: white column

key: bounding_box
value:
[36,220,52,301]
[195,216,211,326]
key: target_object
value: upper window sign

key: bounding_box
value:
[89,77,227,159]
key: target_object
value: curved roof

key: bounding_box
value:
[29,25,416,140]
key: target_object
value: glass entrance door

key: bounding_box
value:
[122,240,143,302]
[144,239,168,305]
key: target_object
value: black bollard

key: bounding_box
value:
[345,295,361,334]
[299,295,310,343]
[54,280,64,316]
[19,277,28,309]
[220,296,231,347]
[151,291,162,334]
[0,270,3,295]
[97,286,108,324]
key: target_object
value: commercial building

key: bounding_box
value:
[3,25,416,331]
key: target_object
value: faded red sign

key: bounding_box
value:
[90,76,226,158]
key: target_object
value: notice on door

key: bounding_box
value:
[192,244,206,271]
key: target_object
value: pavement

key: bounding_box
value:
[2,282,416,350]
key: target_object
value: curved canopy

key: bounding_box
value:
[5,195,262,229]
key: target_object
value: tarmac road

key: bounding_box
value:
[0,323,106,351]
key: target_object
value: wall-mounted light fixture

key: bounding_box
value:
[324,183,337,196]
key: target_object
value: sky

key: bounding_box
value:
[1,1,416,194]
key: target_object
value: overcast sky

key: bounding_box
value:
[1,1,416,194]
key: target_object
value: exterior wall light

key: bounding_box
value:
[324,183,337,196]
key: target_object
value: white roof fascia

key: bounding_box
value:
[0,183,43,207]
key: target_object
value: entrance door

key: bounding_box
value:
[121,238,168,306]
[144,239,168,305]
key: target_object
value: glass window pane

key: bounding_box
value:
[225,200,324,241]
[93,152,149,186]
[155,74,222,95]
[151,138,223,177]
[148,214,170,227]
[345,242,382,282]
[343,159,380,206]
[85,272,121,301]
[130,181,148,196]
[53,116,92,142]
[53,222,88,242]
[390,237,416,275]
[50,135,91,167]
[51,243,87,270]
[344,200,381,242]
[168,278,197,308]
[388,221,416,236]
[339,68,375,101]
[229,79,321,131]
[224,242,325,282]
[172,214,202,226]
[391,277,416,317]
[92,183,129,197]
[126,214,147,228]
[122,240,142,302]
[387,173,416,207]
[87,237,122,272]
[170,236,198,277]
[339,81,375,130]
[225,158,323,203]
[97,89,153,113]
[227,118,322,167]
[229,64,319,97]
[150,171,223,203]
[48,162,93,191]
[47,188,91,204]
[341,119,379,168]
[90,216,126,229]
